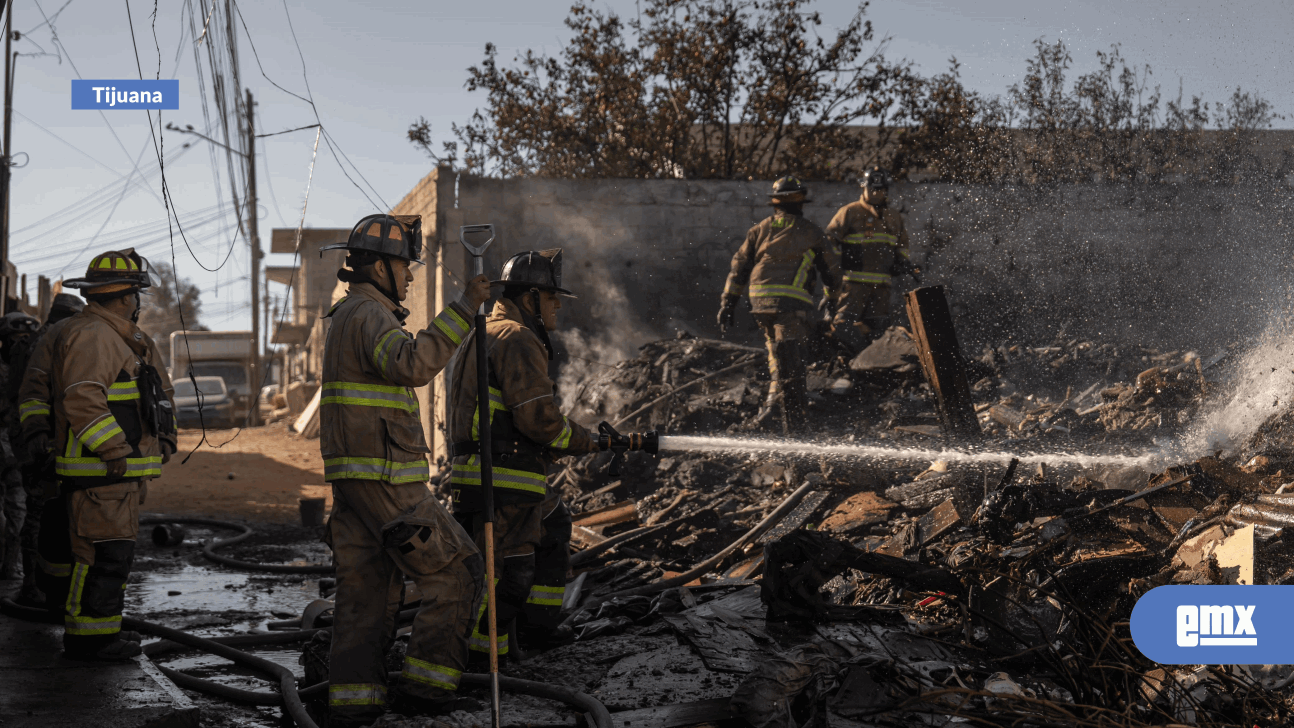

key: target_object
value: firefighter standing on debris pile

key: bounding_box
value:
[12,293,84,608]
[826,166,912,355]
[318,214,491,726]
[718,176,839,435]
[0,311,39,580]
[41,249,176,661]
[448,249,644,661]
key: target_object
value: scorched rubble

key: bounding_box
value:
[392,331,1294,727]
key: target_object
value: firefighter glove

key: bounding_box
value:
[464,273,492,313]
[105,457,129,478]
[25,432,50,462]
[818,295,837,318]
[717,295,738,332]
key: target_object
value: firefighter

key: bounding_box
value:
[0,312,38,579]
[826,166,911,355]
[447,249,642,660]
[50,249,177,661]
[14,293,85,607]
[717,176,838,434]
[318,214,491,726]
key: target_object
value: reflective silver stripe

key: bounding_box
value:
[328,683,387,706]
[432,307,470,346]
[401,655,462,689]
[526,584,565,606]
[320,382,418,412]
[323,457,429,484]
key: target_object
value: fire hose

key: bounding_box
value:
[0,597,613,728]
[139,515,334,574]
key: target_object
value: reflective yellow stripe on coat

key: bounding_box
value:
[321,381,419,413]
[450,456,546,497]
[323,457,429,484]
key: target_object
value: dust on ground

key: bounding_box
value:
[146,421,329,523]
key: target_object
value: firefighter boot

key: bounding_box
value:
[832,321,873,358]
[752,382,787,435]
[778,341,808,434]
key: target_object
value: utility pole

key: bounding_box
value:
[1,0,14,310]
[245,88,262,425]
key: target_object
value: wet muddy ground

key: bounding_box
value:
[129,520,330,727]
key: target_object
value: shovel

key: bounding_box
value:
[459,223,501,728]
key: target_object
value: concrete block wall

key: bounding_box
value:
[393,167,1294,461]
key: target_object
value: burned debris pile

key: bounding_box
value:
[395,333,1294,727]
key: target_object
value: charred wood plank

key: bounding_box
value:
[904,286,981,439]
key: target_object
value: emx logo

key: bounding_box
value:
[1132,586,1294,664]
[1176,605,1256,646]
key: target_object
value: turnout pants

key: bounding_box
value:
[752,311,809,434]
[520,498,572,631]
[454,490,570,655]
[326,480,483,724]
[62,481,140,655]
[35,488,72,615]
[1,467,25,576]
[19,464,53,595]
[832,280,892,354]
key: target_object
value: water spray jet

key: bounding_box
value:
[656,434,1161,470]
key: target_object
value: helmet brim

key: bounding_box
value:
[62,277,151,291]
[490,281,577,298]
[321,242,423,264]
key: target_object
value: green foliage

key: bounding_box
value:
[412,3,1284,184]
[138,262,206,364]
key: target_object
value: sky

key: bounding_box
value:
[5,0,1293,338]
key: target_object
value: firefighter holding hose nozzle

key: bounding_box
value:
[317,214,492,726]
[718,176,839,435]
[447,249,655,662]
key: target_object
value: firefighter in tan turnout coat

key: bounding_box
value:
[47,249,177,661]
[826,166,912,354]
[719,176,839,434]
[318,214,491,726]
[447,249,650,659]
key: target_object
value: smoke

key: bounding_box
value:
[540,208,665,425]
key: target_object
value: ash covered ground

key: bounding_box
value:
[131,322,1294,728]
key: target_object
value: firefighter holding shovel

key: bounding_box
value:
[318,214,491,727]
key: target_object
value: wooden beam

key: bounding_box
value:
[904,285,981,439]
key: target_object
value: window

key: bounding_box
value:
[174,378,227,398]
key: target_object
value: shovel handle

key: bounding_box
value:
[460,224,495,275]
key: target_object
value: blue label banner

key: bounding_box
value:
[1131,585,1294,664]
[72,80,178,110]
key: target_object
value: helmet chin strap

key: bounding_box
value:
[371,256,409,321]
[131,291,142,324]
[521,288,555,360]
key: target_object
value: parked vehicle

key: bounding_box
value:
[171,331,256,425]
[173,376,237,429]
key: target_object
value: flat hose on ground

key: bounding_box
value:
[139,515,334,574]
[120,615,320,728]
[0,597,317,727]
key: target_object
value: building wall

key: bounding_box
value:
[394,167,1294,462]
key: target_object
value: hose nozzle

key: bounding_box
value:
[597,422,659,475]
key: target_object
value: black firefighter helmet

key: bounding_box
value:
[769,175,810,204]
[861,166,891,190]
[62,249,156,298]
[492,249,576,298]
[321,214,423,264]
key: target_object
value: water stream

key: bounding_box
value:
[658,435,1160,469]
